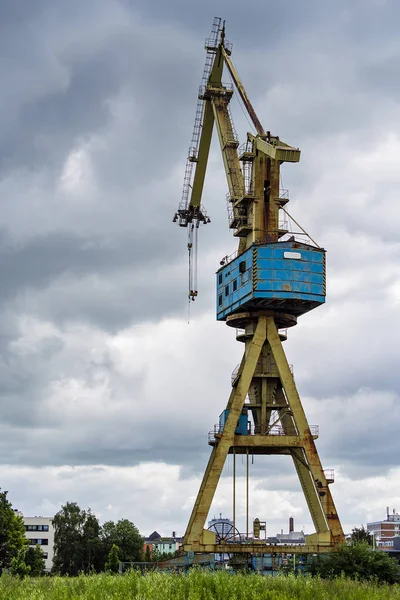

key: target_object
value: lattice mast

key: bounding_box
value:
[174,18,344,557]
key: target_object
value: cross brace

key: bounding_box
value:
[183,316,344,553]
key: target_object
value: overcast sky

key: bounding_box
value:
[1,0,400,540]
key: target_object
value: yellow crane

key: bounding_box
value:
[174,17,344,564]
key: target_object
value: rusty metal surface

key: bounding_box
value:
[184,542,335,555]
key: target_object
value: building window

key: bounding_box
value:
[31,539,48,546]
[169,544,172,550]
[225,285,229,297]
[218,273,222,285]
[218,294,222,307]
[25,524,50,532]
[233,279,237,292]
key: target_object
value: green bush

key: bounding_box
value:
[308,542,400,584]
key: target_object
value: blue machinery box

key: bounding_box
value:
[219,409,248,435]
[216,241,326,321]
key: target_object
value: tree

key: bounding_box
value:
[105,544,120,573]
[0,488,28,570]
[9,548,30,578]
[349,525,372,546]
[25,545,46,576]
[52,502,102,575]
[144,546,152,562]
[101,519,143,563]
[82,511,102,573]
[308,542,400,584]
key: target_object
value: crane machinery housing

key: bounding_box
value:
[173,17,344,569]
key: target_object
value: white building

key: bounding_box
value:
[23,516,54,572]
[367,508,400,550]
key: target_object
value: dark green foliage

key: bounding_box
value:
[308,542,400,584]
[25,545,46,576]
[0,488,28,570]
[100,519,143,563]
[350,525,373,545]
[82,511,102,573]
[53,503,144,574]
[105,544,120,573]
[52,502,102,575]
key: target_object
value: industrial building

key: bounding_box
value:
[367,508,400,549]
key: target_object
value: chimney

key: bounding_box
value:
[172,531,176,538]
[289,517,294,533]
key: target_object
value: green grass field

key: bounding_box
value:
[1,570,400,600]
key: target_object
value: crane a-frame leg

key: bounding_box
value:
[183,315,344,555]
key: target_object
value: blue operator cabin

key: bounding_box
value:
[216,240,326,321]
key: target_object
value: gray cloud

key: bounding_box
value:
[1,0,400,537]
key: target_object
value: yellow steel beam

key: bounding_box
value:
[291,448,329,533]
[267,317,344,543]
[189,100,215,209]
[211,96,245,200]
[189,46,224,210]
[253,135,301,163]
[231,434,302,447]
[184,317,267,546]
[221,47,265,136]
[185,539,335,554]
[267,318,310,436]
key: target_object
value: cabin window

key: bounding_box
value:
[284,251,301,260]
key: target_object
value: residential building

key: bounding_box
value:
[23,516,54,572]
[143,531,182,557]
[143,530,161,557]
[367,507,400,549]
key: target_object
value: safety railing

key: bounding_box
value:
[278,188,289,201]
[204,37,233,53]
[198,82,234,99]
[235,328,288,341]
[219,248,239,267]
[278,219,289,231]
[324,469,335,483]
[209,423,319,439]
[231,362,294,383]
[231,364,240,384]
